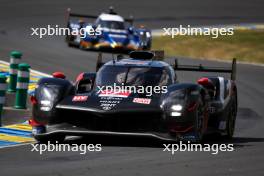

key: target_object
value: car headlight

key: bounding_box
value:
[171,112,182,117]
[171,104,183,111]
[146,31,151,38]
[170,104,183,117]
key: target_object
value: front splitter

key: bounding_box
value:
[34,123,177,142]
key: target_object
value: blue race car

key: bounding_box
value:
[66,7,152,53]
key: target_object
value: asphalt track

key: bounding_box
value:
[0,0,264,176]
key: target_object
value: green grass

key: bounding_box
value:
[152,30,264,64]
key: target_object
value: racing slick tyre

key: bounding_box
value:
[34,134,65,144]
[65,34,75,47]
[192,98,207,143]
[225,94,237,139]
[172,95,207,143]
[67,42,75,47]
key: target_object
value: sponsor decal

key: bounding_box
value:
[100,97,123,101]
[99,96,122,110]
[209,106,216,113]
[101,106,113,110]
[72,96,88,102]
[179,134,196,141]
[133,98,151,104]
[99,90,131,98]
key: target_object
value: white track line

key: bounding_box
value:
[0,142,34,149]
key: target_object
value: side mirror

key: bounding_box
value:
[92,24,97,30]
[76,79,93,93]
[116,54,124,61]
[128,27,133,34]
[52,72,66,79]
[75,73,96,93]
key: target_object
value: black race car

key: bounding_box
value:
[30,51,237,143]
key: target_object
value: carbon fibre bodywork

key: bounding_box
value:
[31,52,237,142]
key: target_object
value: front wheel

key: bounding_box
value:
[192,99,207,143]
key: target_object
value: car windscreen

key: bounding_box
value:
[98,20,125,29]
[96,65,170,87]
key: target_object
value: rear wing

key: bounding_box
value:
[66,8,98,20]
[66,8,134,25]
[173,58,237,81]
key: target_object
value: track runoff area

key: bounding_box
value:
[0,60,50,148]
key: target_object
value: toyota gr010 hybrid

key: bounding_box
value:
[29,51,237,143]
[65,7,152,52]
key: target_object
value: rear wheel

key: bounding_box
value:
[66,34,75,47]
[67,42,75,47]
[225,95,237,138]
